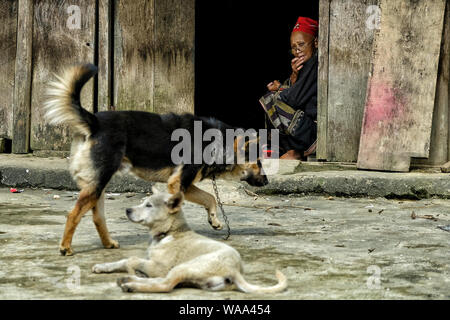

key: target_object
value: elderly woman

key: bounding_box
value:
[260,17,318,160]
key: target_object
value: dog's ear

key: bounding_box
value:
[151,186,160,195]
[167,192,184,214]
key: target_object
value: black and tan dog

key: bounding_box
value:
[44,64,268,256]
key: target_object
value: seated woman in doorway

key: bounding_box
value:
[260,16,318,160]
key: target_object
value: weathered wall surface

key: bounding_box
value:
[319,0,449,168]
[30,0,96,152]
[1,0,195,153]
[358,0,446,171]
[113,0,156,112]
[112,0,194,114]
[0,0,17,140]
[318,0,378,161]
[326,0,378,162]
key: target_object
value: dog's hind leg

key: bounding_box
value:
[92,191,119,249]
[118,268,185,293]
[183,185,223,230]
[60,186,99,256]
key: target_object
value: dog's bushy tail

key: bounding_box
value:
[234,270,287,294]
[44,63,98,137]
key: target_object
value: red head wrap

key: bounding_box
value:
[292,17,319,37]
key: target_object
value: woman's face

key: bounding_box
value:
[290,31,318,62]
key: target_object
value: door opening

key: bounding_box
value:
[195,0,319,130]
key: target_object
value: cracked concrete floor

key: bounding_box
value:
[0,181,449,300]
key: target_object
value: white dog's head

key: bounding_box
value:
[125,188,184,233]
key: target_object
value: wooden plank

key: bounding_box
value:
[12,0,33,153]
[30,0,95,151]
[317,0,330,160]
[445,0,450,163]
[0,0,17,141]
[153,0,195,114]
[446,0,450,163]
[98,0,112,112]
[326,0,377,162]
[113,0,155,112]
[357,0,446,172]
[413,0,450,165]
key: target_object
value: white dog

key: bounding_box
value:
[92,189,287,293]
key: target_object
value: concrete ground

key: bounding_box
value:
[0,180,449,300]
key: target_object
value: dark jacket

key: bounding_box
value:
[278,52,318,152]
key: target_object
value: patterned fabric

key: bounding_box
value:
[259,85,304,135]
[260,52,318,153]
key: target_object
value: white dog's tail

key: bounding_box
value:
[44,63,98,137]
[234,270,287,294]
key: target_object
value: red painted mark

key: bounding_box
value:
[363,80,407,131]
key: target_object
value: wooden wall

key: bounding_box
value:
[100,0,195,114]
[328,0,378,162]
[112,0,156,112]
[358,0,446,171]
[153,0,195,115]
[0,0,17,142]
[1,0,448,171]
[318,0,378,162]
[318,0,450,168]
[0,0,195,154]
[413,0,450,165]
[30,0,96,152]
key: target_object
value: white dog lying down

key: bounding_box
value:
[92,189,288,293]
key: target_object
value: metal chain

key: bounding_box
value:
[212,175,231,240]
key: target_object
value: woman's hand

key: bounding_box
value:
[291,56,305,73]
[267,80,281,92]
[290,55,305,84]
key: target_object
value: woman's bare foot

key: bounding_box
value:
[280,150,303,160]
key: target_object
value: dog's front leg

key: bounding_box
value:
[92,259,128,274]
[167,166,222,229]
[92,257,147,274]
[184,185,223,230]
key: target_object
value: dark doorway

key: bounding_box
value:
[195,0,319,129]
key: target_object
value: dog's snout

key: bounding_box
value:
[245,174,268,187]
